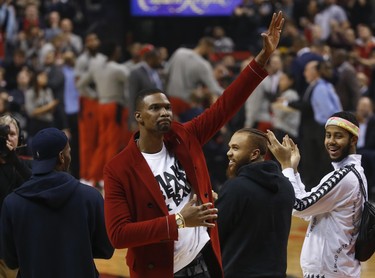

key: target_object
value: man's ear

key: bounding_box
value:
[250,149,261,162]
[135,111,142,124]
[351,135,358,147]
[55,151,64,170]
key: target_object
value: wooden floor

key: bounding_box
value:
[95,217,375,277]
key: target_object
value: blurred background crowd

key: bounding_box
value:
[0,0,375,199]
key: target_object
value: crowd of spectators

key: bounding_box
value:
[0,0,374,198]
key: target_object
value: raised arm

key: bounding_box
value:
[255,11,285,67]
[267,130,301,173]
[185,12,285,145]
[266,130,293,170]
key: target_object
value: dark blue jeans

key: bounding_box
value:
[174,253,211,278]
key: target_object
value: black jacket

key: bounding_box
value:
[216,160,295,278]
[364,115,375,149]
[0,171,114,277]
[0,152,31,212]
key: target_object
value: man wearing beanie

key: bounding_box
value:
[267,111,367,278]
[0,128,114,277]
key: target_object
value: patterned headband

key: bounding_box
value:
[325,117,359,137]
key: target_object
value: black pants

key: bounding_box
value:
[174,253,211,278]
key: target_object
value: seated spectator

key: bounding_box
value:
[20,3,40,32]
[15,25,44,63]
[357,72,370,96]
[212,26,235,53]
[3,49,28,91]
[313,0,349,42]
[352,47,375,102]
[353,23,375,80]
[44,11,62,42]
[60,18,83,55]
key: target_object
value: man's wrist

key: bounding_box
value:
[280,162,292,170]
[175,213,185,229]
[255,49,270,68]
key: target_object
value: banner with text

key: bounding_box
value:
[131,0,243,17]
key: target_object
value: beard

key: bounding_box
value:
[226,166,236,179]
[331,143,351,162]
[156,120,171,133]
[226,158,250,179]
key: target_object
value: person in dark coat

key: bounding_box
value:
[43,50,69,132]
[0,127,113,277]
[356,96,375,199]
[0,114,31,278]
[216,128,295,278]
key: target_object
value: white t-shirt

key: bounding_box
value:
[141,143,210,273]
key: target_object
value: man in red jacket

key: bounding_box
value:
[103,11,284,278]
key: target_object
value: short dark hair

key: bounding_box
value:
[198,37,215,48]
[100,41,119,58]
[143,48,160,61]
[236,128,268,156]
[134,88,168,111]
[330,111,359,128]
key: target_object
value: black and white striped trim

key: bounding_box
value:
[294,166,352,211]
[304,274,326,278]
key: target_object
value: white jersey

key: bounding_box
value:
[141,143,209,273]
[283,155,366,278]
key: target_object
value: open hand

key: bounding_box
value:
[179,194,218,228]
[262,11,284,53]
[266,130,292,169]
[255,11,285,66]
[283,135,300,172]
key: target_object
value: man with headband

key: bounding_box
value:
[267,111,367,278]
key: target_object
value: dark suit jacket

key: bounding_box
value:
[334,62,361,112]
[290,51,323,95]
[365,115,375,149]
[46,65,68,129]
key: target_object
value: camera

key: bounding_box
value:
[0,124,10,158]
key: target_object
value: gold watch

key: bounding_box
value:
[175,213,185,229]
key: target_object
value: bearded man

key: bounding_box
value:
[216,128,295,278]
[267,111,367,278]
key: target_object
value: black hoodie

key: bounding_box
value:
[0,171,114,277]
[216,160,295,278]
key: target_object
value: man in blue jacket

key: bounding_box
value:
[0,127,114,277]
